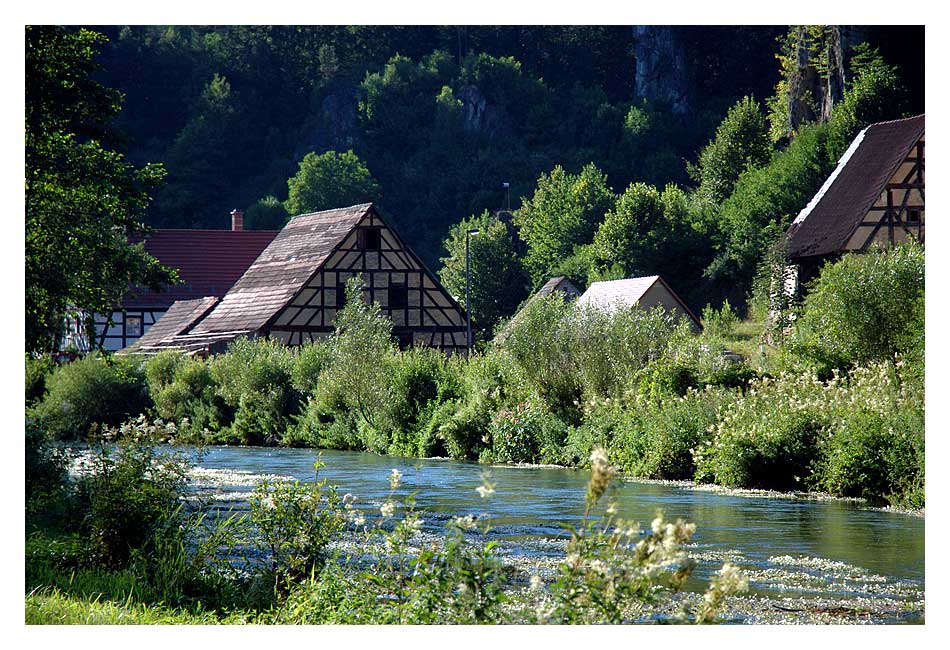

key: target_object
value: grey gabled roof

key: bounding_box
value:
[577,275,702,328]
[576,276,660,312]
[534,276,582,300]
[189,203,373,334]
[118,296,220,354]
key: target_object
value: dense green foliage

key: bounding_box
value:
[789,242,924,373]
[691,96,772,206]
[283,149,379,216]
[438,210,530,337]
[30,354,150,440]
[25,26,177,353]
[515,163,615,287]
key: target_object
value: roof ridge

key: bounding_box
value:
[866,114,924,128]
[147,229,281,234]
[288,202,374,221]
[588,275,659,285]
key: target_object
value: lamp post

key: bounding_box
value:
[465,228,480,355]
[502,182,510,211]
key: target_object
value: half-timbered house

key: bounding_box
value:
[124,203,469,356]
[783,114,924,294]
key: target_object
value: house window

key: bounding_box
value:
[358,227,381,251]
[906,209,922,225]
[126,315,143,338]
[389,283,408,309]
[394,332,413,349]
[336,282,347,308]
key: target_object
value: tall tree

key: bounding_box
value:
[439,211,530,338]
[514,163,614,287]
[26,26,176,353]
[284,149,379,216]
[690,96,772,207]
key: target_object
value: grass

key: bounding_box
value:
[716,318,777,364]
[25,587,256,624]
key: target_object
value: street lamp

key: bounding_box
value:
[465,228,480,355]
[502,182,510,211]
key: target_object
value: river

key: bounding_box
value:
[182,445,925,624]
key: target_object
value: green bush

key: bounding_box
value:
[695,372,828,491]
[75,420,188,568]
[146,352,224,440]
[701,300,740,339]
[570,388,725,480]
[26,354,56,406]
[635,390,726,480]
[498,294,685,422]
[32,354,150,440]
[386,347,450,456]
[248,461,346,593]
[310,278,396,452]
[488,401,543,464]
[25,418,70,522]
[290,340,332,397]
[818,358,924,506]
[212,337,300,446]
[789,242,924,373]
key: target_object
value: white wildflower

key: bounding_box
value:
[453,514,478,530]
[476,472,496,499]
[389,468,402,491]
[530,574,543,592]
[380,500,396,518]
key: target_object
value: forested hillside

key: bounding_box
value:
[87,25,923,325]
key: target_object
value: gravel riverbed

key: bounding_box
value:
[184,464,925,625]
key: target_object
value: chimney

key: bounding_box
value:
[230,209,244,231]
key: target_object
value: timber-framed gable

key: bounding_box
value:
[265,206,468,353]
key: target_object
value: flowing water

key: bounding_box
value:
[182,445,925,623]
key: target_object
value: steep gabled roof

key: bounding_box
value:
[534,276,581,300]
[119,296,220,354]
[577,275,701,328]
[577,276,659,311]
[785,114,925,260]
[123,229,279,308]
[190,203,373,334]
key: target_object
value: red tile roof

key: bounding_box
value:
[121,229,279,309]
[785,114,924,260]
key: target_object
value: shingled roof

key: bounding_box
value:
[577,276,660,311]
[577,275,701,329]
[121,296,220,354]
[123,229,279,308]
[189,203,372,334]
[785,114,925,260]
